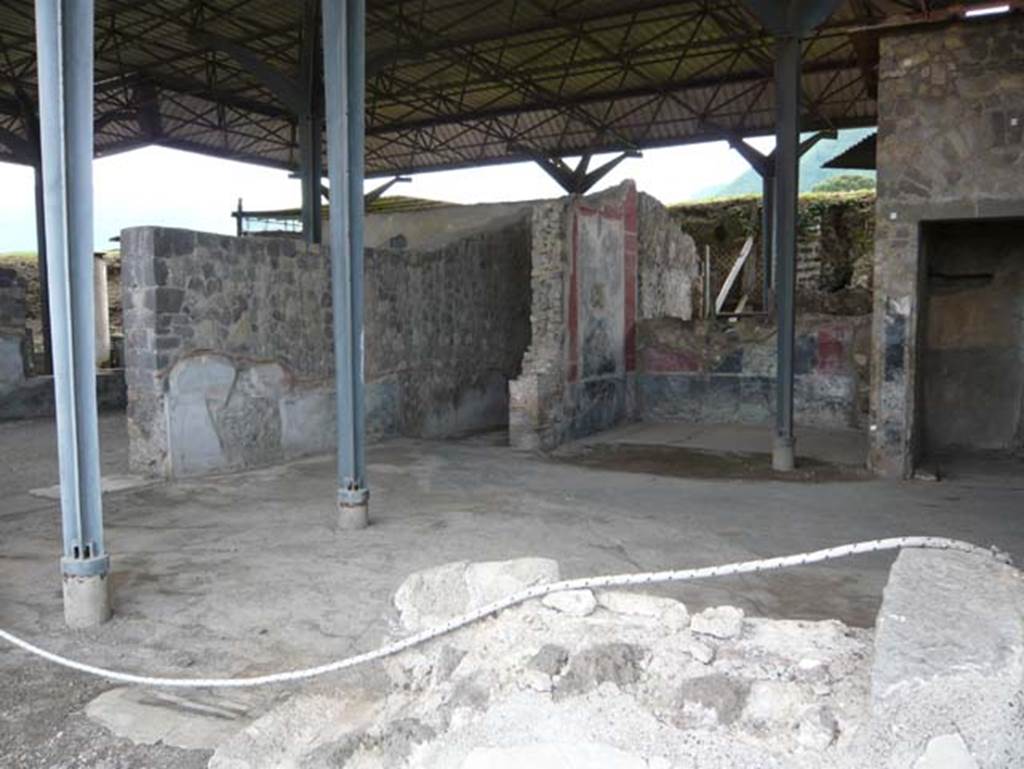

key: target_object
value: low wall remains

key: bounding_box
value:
[1,266,127,420]
[123,182,701,476]
[637,314,871,429]
[510,183,701,450]
[209,550,1024,769]
[123,219,531,478]
[0,267,29,394]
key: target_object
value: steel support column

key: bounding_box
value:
[20,97,54,374]
[34,0,111,625]
[323,0,369,529]
[771,34,801,472]
[300,0,323,244]
[298,112,323,244]
[32,161,53,373]
[761,171,775,308]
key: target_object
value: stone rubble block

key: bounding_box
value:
[872,549,1024,702]
[394,557,561,633]
[554,643,647,701]
[675,673,749,727]
[528,644,570,677]
[859,548,1024,768]
[742,680,814,728]
[463,557,561,610]
[795,705,839,751]
[691,605,744,639]
[912,734,979,769]
[393,561,471,633]
[679,637,715,665]
[541,589,597,617]
[596,590,689,631]
[206,550,1023,769]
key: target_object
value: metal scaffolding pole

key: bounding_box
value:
[771,34,801,472]
[323,0,369,529]
[34,0,112,626]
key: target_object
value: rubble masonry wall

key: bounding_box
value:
[871,16,1024,476]
[122,218,531,478]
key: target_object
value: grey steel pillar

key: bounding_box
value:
[761,171,775,309]
[34,0,112,625]
[322,0,369,529]
[298,112,323,244]
[32,161,53,374]
[771,34,801,472]
[299,0,323,244]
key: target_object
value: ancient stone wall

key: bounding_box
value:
[0,267,28,394]
[365,200,534,252]
[671,192,875,315]
[0,265,127,420]
[510,183,703,450]
[366,219,532,439]
[637,314,871,429]
[123,219,532,477]
[637,192,701,320]
[510,182,641,449]
[871,16,1024,476]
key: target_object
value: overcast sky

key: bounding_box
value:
[0,136,775,253]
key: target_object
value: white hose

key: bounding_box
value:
[0,537,1009,689]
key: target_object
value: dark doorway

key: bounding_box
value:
[920,220,1024,462]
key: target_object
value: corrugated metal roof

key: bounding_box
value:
[0,1,1015,175]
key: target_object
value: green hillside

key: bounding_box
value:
[696,127,875,200]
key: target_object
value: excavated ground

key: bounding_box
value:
[1,416,1022,767]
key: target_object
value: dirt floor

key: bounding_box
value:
[1,416,1022,767]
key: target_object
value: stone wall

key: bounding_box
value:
[0,264,127,420]
[366,219,532,439]
[510,183,702,450]
[871,16,1024,476]
[510,183,639,450]
[637,192,701,320]
[0,267,28,394]
[670,193,875,315]
[637,314,871,429]
[123,219,532,478]
[365,200,534,252]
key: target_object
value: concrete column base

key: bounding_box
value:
[337,488,369,530]
[772,436,795,472]
[62,572,112,628]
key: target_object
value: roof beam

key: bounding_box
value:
[187,29,305,114]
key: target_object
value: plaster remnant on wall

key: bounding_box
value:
[0,267,28,394]
[510,182,699,451]
[637,314,871,430]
